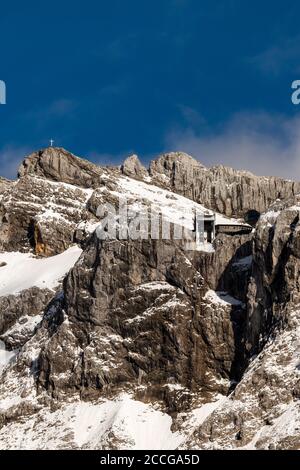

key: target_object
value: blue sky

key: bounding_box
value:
[1,0,300,178]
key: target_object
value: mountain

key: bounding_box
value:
[0,147,299,449]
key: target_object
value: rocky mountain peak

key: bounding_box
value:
[18,147,104,188]
[149,151,206,179]
[148,152,300,219]
[121,154,148,179]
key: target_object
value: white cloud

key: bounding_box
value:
[248,35,300,75]
[164,110,300,180]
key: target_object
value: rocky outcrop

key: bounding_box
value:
[197,233,252,296]
[16,147,300,222]
[0,174,95,255]
[0,177,13,198]
[183,302,300,450]
[149,152,300,219]
[18,147,110,188]
[245,196,300,355]
[121,154,148,179]
[36,233,245,403]
[149,152,205,186]
[0,287,54,339]
[181,197,300,450]
[0,287,55,349]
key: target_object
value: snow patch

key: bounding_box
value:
[71,394,183,449]
[0,245,82,296]
[112,176,246,232]
[0,394,184,450]
[260,210,281,227]
[0,340,17,374]
[204,290,243,307]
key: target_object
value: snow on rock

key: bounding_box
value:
[204,289,243,307]
[1,314,42,348]
[260,210,281,227]
[73,174,250,255]
[182,307,300,450]
[125,292,189,325]
[34,179,94,223]
[72,394,183,450]
[0,340,17,374]
[42,178,94,200]
[190,396,228,428]
[177,394,228,447]
[0,245,82,296]
[94,175,249,253]
[136,281,177,292]
[0,394,184,450]
[77,220,101,234]
[111,176,245,231]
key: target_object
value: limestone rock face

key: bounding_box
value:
[0,174,95,255]
[36,234,244,401]
[182,196,300,450]
[149,153,300,218]
[121,154,148,179]
[0,177,13,198]
[245,196,300,355]
[1,147,300,450]
[18,147,105,188]
[150,152,205,187]
[197,233,252,296]
[0,288,54,349]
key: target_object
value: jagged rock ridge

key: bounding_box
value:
[0,147,299,449]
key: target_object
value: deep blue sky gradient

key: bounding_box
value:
[1,0,300,178]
